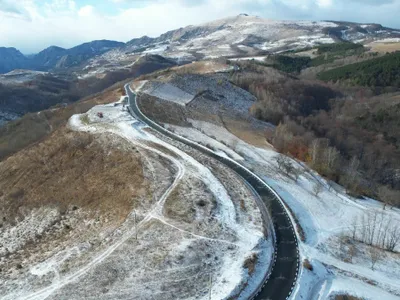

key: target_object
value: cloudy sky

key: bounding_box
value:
[1,0,399,53]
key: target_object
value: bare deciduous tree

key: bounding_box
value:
[313,182,323,198]
[309,139,321,167]
[272,123,293,153]
[325,146,340,172]
[386,225,400,252]
[350,216,358,240]
[292,167,303,182]
[276,154,295,177]
[348,211,400,252]
[348,243,356,263]
[378,185,399,210]
[368,247,381,270]
[276,154,286,171]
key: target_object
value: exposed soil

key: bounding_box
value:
[367,41,400,53]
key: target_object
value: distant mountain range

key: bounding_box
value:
[0,40,124,74]
[96,15,400,63]
[68,15,398,80]
[0,47,30,74]
[1,15,400,76]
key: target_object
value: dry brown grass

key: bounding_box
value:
[131,61,230,84]
[243,253,258,275]
[164,177,216,224]
[367,42,400,53]
[0,128,147,225]
[334,295,364,300]
[222,117,273,149]
[171,61,230,74]
[303,258,313,271]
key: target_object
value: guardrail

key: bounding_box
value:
[125,84,300,300]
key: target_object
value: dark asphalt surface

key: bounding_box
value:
[125,85,299,300]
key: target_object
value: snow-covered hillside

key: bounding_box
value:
[0,69,47,85]
[0,97,272,300]
[132,71,400,299]
[163,119,400,300]
[83,14,400,75]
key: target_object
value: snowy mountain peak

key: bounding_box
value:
[114,15,399,63]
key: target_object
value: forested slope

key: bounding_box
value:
[317,51,400,88]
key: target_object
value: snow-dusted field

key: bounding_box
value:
[140,81,194,105]
[0,101,271,300]
[0,70,48,85]
[161,119,400,300]
[138,74,257,121]
[229,56,268,62]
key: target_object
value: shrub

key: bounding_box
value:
[80,114,90,125]
[303,259,313,271]
[316,42,364,54]
[243,253,258,275]
[270,55,311,73]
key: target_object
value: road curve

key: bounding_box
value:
[125,84,300,300]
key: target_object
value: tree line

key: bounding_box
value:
[264,42,367,73]
[317,51,400,88]
[230,61,400,206]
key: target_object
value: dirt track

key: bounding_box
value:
[127,84,300,300]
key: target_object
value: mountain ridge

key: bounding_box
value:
[1,15,400,75]
[93,15,400,68]
[0,47,30,73]
[0,40,125,74]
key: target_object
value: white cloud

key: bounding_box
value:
[316,0,333,8]
[78,5,94,17]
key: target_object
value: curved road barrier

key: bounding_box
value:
[125,84,300,300]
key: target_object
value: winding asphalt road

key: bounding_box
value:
[125,84,300,300]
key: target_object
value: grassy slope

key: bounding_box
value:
[0,129,146,224]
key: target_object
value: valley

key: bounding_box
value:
[1,15,400,128]
[1,11,400,300]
